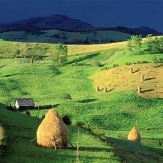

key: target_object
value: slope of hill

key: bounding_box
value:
[0,29,131,44]
[90,64,163,98]
[0,104,121,163]
[1,40,163,162]
[0,14,162,44]
[105,26,163,37]
[0,14,96,32]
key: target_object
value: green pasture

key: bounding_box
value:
[1,38,163,162]
[0,29,131,44]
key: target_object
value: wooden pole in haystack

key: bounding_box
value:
[76,127,80,163]
[138,86,141,94]
[96,86,99,92]
[104,86,107,93]
[129,67,133,74]
[30,57,33,64]
[141,74,144,81]
[37,105,40,124]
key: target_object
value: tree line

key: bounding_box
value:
[127,34,163,55]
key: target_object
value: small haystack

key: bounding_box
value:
[0,125,6,145]
[127,126,141,143]
[37,109,68,149]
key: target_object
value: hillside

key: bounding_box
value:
[0,14,162,44]
[0,29,131,44]
[0,14,96,32]
[1,40,163,162]
[91,64,163,98]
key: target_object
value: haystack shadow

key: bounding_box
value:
[107,88,115,92]
[132,69,140,73]
[144,77,156,81]
[69,146,113,152]
[66,53,99,65]
[141,88,155,93]
[0,65,6,69]
[2,73,21,78]
[77,98,98,103]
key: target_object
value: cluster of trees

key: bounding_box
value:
[51,43,67,66]
[127,34,163,55]
[0,41,68,66]
[23,43,68,66]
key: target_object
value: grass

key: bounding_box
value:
[0,38,126,60]
[90,63,163,98]
[0,104,119,163]
[0,29,131,44]
[67,41,127,55]
[1,39,163,162]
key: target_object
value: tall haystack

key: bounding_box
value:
[127,126,141,143]
[0,124,6,146]
[37,109,68,149]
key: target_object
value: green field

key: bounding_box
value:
[1,38,163,163]
[0,29,131,44]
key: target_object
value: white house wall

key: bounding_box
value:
[15,100,19,109]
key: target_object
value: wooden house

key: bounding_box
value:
[14,98,35,110]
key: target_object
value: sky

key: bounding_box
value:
[0,0,163,32]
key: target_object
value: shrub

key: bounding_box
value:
[112,64,119,68]
[126,62,132,65]
[141,60,148,64]
[60,93,72,100]
[92,61,103,67]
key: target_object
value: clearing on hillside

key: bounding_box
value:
[90,63,163,98]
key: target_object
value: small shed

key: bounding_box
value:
[14,98,35,110]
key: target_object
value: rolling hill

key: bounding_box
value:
[0,14,96,32]
[0,14,162,44]
[1,38,163,162]
[0,29,131,44]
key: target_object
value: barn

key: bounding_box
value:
[14,98,35,110]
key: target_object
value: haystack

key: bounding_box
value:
[0,125,5,146]
[127,126,141,143]
[37,109,68,149]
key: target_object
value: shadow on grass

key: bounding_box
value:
[66,52,99,65]
[1,73,21,78]
[99,88,104,91]
[141,89,155,93]
[147,146,163,157]
[107,137,163,163]
[0,65,6,69]
[132,69,140,73]
[48,65,61,75]
[77,98,98,103]
[106,88,115,92]
[145,77,156,81]
[68,146,113,152]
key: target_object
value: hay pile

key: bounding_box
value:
[127,126,141,143]
[37,109,68,149]
[0,125,6,146]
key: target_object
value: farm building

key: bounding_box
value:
[14,98,35,110]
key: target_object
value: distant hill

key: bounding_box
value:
[101,26,163,37]
[0,14,162,44]
[0,14,96,32]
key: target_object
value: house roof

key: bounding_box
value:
[16,98,35,106]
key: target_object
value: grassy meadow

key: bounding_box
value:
[0,29,131,44]
[1,38,163,162]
